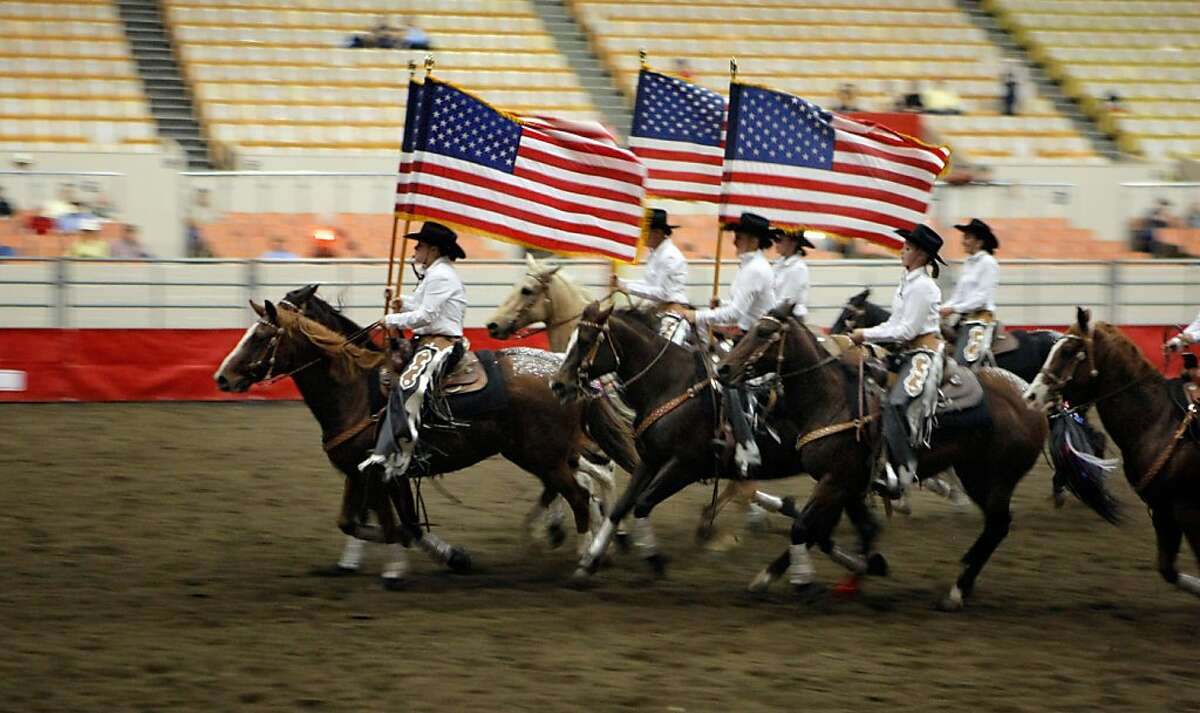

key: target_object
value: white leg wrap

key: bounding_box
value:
[748,567,777,592]
[752,491,785,512]
[337,536,365,570]
[1177,573,1200,597]
[381,543,409,580]
[631,517,658,557]
[417,532,453,563]
[788,544,815,585]
[828,545,868,574]
[588,497,604,535]
[923,477,953,498]
[581,518,616,569]
[946,584,965,608]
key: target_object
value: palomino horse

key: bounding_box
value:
[551,303,889,586]
[489,256,767,543]
[214,296,638,586]
[718,303,1118,609]
[1025,308,1200,600]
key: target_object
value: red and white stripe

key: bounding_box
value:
[630,136,724,203]
[405,124,647,262]
[720,114,949,249]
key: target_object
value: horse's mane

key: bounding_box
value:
[1093,322,1163,384]
[298,293,381,351]
[276,307,385,381]
[612,305,666,334]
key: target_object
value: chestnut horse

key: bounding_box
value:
[1025,308,1200,600]
[214,296,637,586]
[716,303,1094,610]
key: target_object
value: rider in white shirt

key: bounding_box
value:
[771,228,814,321]
[615,209,691,344]
[682,212,779,475]
[940,218,1000,369]
[360,221,468,478]
[850,224,946,497]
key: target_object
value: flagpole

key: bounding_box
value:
[393,54,434,307]
[710,57,736,307]
[384,59,419,316]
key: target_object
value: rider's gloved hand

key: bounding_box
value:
[1165,336,1186,353]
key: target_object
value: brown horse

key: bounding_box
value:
[1025,308,1200,600]
[718,303,1075,610]
[551,303,889,587]
[214,295,638,585]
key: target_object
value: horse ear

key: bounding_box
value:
[250,300,266,317]
[264,300,279,324]
[775,300,795,319]
[297,284,318,301]
[525,253,538,270]
[544,264,561,277]
[598,302,614,323]
[1076,306,1091,333]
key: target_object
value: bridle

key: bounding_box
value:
[735,315,839,382]
[1034,332,1098,393]
[573,314,674,391]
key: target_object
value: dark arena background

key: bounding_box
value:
[2,0,1200,710]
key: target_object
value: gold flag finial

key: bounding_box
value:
[407,59,417,79]
[730,57,738,81]
[639,48,648,69]
[424,54,434,76]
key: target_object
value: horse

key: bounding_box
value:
[830,287,1063,384]
[1024,308,1200,600]
[551,303,890,588]
[718,303,1121,609]
[214,294,638,587]
[487,256,770,545]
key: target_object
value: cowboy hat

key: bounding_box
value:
[722,212,775,247]
[648,208,678,235]
[894,224,947,265]
[405,221,466,260]
[953,218,999,252]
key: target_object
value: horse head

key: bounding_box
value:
[282,284,377,348]
[215,299,296,392]
[717,302,797,384]
[486,254,562,339]
[830,288,873,334]
[550,300,614,402]
[1024,306,1101,410]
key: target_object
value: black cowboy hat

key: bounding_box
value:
[772,227,815,250]
[722,212,775,247]
[894,223,947,265]
[406,221,466,260]
[953,218,999,252]
[648,208,678,235]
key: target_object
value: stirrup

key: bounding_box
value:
[734,440,762,478]
[873,462,912,500]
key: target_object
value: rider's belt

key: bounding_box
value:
[413,335,462,349]
[659,302,689,316]
[904,332,943,352]
[964,309,995,323]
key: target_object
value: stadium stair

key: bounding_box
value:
[116,0,211,167]
[530,0,632,139]
[962,0,1121,160]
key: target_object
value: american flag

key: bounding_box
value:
[394,78,424,215]
[399,78,647,262]
[629,69,726,202]
[720,83,950,249]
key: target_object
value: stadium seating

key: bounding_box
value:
[569,0,1104,165]
[0,2,158,152]
[163,0,604,156]
[989,0,1200,161]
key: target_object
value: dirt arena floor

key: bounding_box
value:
[1,403,1197,713]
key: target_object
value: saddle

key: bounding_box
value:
[944,320,1019,357]
[385,341,490,397]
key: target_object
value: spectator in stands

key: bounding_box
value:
[673,58,695,81]
[110,224,152,259]
[0,187,13,217]
[402,18,431,50]
[1187,201,1200,229]
[834,83,860,113]
[900,81,924,113]
[41,183,80,220]
[186,188,216,257]
[65,220,110,258]
[1131,198,1177,255]
[260,236,298,260]
[347,17,397,48]
[1106,92,1125,114]
[1002,71,1018,116]
[924,80,964,115]
[0,243,14,258]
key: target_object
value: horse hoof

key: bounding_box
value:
[645,553,668,579]
[547,523,567,550]
[747,570,774,593]
[936,585,966,612]
[793,582,826,603]
[447,548,472,574]
[694,522,716,543]
[615,532,632,554]
[380,576,406,591]
[569,567,594,588]
[310,564,359,577]
[866,553,890,578]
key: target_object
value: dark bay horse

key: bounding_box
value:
[718,303,1120,610]
[214,295,638,585]
[831,287,1062,383]
[1025,308,1200,600]
[551,303,888,588]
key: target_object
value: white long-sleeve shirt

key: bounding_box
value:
[861,267,942,344]
[384,257,467,336]
[1182,312,1200,343]
[944,251,998,313]
[619,238,689,304]
[695,249,777,332]
[772,254,809,318]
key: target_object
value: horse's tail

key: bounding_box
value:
[583,392,640,474]
[1048,409,1122,524]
